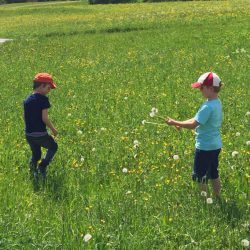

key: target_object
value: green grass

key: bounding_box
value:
[0,0,249,249]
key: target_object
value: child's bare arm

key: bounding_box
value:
[166,117,198,129]
[42,109,58,136]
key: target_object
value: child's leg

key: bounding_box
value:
[193,149,209,195]
[211,178,221,197]
[26,136,41,172]
[209,149,221,197]
[38,135,58,176]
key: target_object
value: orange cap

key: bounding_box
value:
[34,73,57,89]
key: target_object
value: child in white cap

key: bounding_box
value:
[166,72,223,197]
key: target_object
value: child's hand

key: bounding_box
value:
[165,117,176,126]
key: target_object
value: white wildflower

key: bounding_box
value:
[149,112,155,117]
[126,190,132,195]
[246,141,250,146]
[151,107,158,114]
[142,120,146,125]
[77,130,83,135]
[240,48,247,53]
[173,155,179,160]
[133,140,140,148]
[83,233,92,242]
[122,168,128,173]
[206,198,213,204]
[232,151,239,157]
[201,191,207,197]
[236,132,240,136]
[80,156,85,162]
[242,222,249,228]
[92,148,96,152]
[100,127,106,131]
[124,96,128,100]
[241,239,249,247]
[246,111,250,116]
[67,113,72,117]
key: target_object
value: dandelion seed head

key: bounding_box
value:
[83,233,92,242]
[133,140,139,146]
[241,239,249,247]
[149,112,155,117]
[122,168,128,173]
[232,151,239,157]
[151,107,158,114]
[201,191,207,197]
[173,155,179,160]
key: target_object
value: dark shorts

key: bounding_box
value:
[192,148,221,183]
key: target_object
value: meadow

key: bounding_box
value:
[0,0,249,249]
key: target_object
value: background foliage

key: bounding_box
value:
[0,0,249,249]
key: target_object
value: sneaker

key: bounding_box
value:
[38,165,47,178]
[29,162,38,179]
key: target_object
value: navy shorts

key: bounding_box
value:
[192,148,221,183]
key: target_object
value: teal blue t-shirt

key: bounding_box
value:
[194,99,222,150]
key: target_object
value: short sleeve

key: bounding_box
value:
[40,96,51,110]
[194,105,212,125]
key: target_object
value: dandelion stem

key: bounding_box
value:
[144,121,167,126]
[154,115,166,120]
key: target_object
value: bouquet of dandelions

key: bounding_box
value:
[142,107,167,126]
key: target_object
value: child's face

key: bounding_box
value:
[200,85,214,98]
[40,84,51,95]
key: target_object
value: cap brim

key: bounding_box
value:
[50,82,57,89]
[191,82,202,88]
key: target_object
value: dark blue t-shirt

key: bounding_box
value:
[24,93,51,134]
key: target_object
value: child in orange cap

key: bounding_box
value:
[24,73,58,179]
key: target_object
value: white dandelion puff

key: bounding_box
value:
[246,141,250,146]
[173,155,179,160]
[126,190,132,195]
[206,198,213,204]
[122,168,128,173]
[77,130,83,135]
[232,151,239,157]
[241,239,249,247]
[151,107,158,114]
[149,112,155,117]
[133,140,140,147]
[83,233,92,242]
[246,111,250,116]
[80,156,85,162]
[92,148,96,152]
[236,132,240,136]
[142,120,146,125]
[201,191,207,197]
